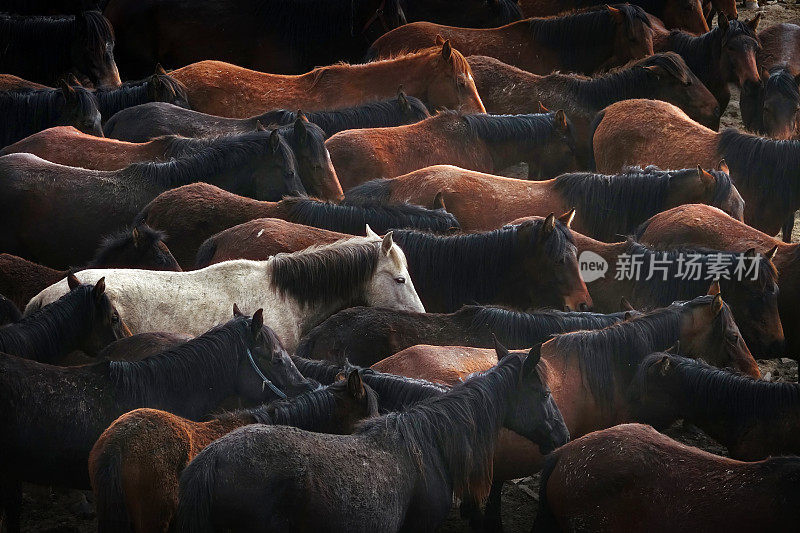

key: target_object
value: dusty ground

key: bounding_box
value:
[16,3,800,531]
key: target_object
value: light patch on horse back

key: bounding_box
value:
[257,229,265,238]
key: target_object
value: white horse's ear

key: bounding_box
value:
[381,231,394,256]
[365,224,379,239]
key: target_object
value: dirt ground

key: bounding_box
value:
[16,2,800,531]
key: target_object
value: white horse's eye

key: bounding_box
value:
[394,276,406,284]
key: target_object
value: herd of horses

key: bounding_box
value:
[1,0,800,531]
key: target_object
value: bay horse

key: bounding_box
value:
[345,164,743,238]
[0,74,47,90]
[536,424,800,532]
[0,83,102,148]
[655,12,761,111]
[103,93,430,141]
[758,22,800,76]
[0,224,180,309]
[0,275,128,364]
[400,0,521,27]
[137,183,457,268]
[0,296,21,326]
[740,67,800,139]
[391,217,592,313]
[592,98,800,238]
[90,371,378,533]
[371,294,758,529]
[630,353,800,460]
[326,111,578,190]
[467,53,721,164]
[0,10,120,87]
[91,66,190,122]
[105,0,406,77]
[0,311,312,533]
[297,304,637,367]
[0,131,301,269]
[194,213,458,268]
[635,203,800,358]
[367,4,654,75]
[165,44,485,118]
[518,0,708,33]
[97,332,192,362]
[174,342,569,533]
[26,234,426,352]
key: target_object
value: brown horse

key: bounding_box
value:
[536,423,800,532]
[758,22,800,75]
[635,203,800,358]
[97,332,192,362]
[372,294,758,529]
[740,67,800,140]
[326,111,578,190]
[89,371,378,532]
[517,0,708,33]
[0,225,180,310]
[467,53,721,164]
[592,98,799,238]
[168,43,485,118]
[367,4,654,75]
[344,164,743,238]
[0,74,47,90]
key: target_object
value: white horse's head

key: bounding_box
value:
[366,226,425,313]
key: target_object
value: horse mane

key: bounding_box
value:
[269,237,380,308]
[528,4,651,70]
[393,219,574,311]
[282,196,460,234]
[89,224,166,267]
[343,178,393,204]
[357,353,523,500]
[669,19,756,78]
[463,112,564,147]
[636,353,800,420]
[291,355,343,384]
[552,167,733,241]
[467,306,632,347]
[0,284,95,362]
[92,74,188,119]
[764,67,800,103]
[717,129,800,214]
[0,87,98,145]
[109,317,251,410]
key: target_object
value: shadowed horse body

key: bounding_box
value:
[97,332,192,362]
[758,22,800,76]
[326,111,578,190]
[91,67,190,122]
[368,5,654,75]
[741,67,800,139]
[0,296,21,327]
[400,0,522,28]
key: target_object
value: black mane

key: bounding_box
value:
[669,19,756,79]
[92,74,189,120]
[90,224,167,267]
[463,111,563,147]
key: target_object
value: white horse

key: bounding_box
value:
[26,232,424,352]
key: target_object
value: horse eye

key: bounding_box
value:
[394,276,406,284]
[725,332,738,342]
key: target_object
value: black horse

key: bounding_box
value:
[0,10,120,87]
[0,295,21,326]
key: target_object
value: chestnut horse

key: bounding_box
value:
[631,354,800,460]
[635,203,800,358]
[518,0,708,33]
[0,224,180,310]
[0,74,47,90]
[536,424,800,532]
[138,183,458,268]
[89,371,378,533]
[326,111,578,190]
[373,294,758,529]
[344,164,743,238]
[592,98,800,238]
[167,43,485,118]
[467,53,721,164]
[103,93,429,142]
[367,4,654,75]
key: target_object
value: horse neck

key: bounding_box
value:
[669,31,719,87]
[574,69,652,111]
[320,53,439,102]
[252,388,342,433]
[94,84,148,119]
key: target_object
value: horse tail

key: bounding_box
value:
[91,447,133,533]
[194,237,218,269]
[587,108,606,171]
[174,446,219,533]
[533,450,563,532]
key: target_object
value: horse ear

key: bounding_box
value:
[397,91,410,112]
[623,311,633,321]
[492,333,510,361]
[542,213,556,237]
[433,191,447,211]
[718,11,729,31]
[658,355,671,375]
[131,227,141,248]
[441,39,453,62]
[66,73,82,87]
[251,308,264,336]
[269,129,281,151]
[606,4,623,23]
[765,245,778,262]
[553,110,569,133]
[620,296,634,312]
[537,101,549,113]
[717,159,730,174]
[233,303,244,317]
[523,343,542,376]
[347,370,366,401]
[747,12,762,32]
[711,293,724,316]
[296,109,309,122]
[707,280,721,296]
[381,231,394,256]
[334,371,347,382]
[697,166,716,188]
[59,79,76,100]
[665,341,680,354]
[92,277,106,302]
[67,273,81,290]
[255,121,267,132]
[365,224,380,239]
[557,208,575,229]
[293,115,307,145]
[155,63,167,76]
[435,34,446,46]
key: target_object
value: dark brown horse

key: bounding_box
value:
[0,295,21,327]
[344,163,743,237]
[105,0,406,77]
[592,98,800,239]
[167,43,485,118]
[0,131,301,269]
[0,74,48,90]
[326,111,578,190]
[0,11,120,87]
[468,53,721,164]
[97,332,192,362]
[89,371,378,532]
[740,67,800,139]
[400,0,522,27]
[758,22,800,75]
[0,312,311,532]
[368,4,654,75]
[103,93,430,142]
[536,423,800,532]
[630,353,800,459]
